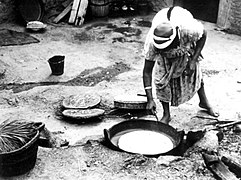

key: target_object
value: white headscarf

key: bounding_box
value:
[144,6,196,54]
[152,21,177,49]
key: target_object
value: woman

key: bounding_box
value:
[143,6,219,124]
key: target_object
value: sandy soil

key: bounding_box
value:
[0,12,241,180]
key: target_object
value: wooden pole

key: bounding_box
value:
[76,0,89,26]
[53,2,73,24]
[69,0,81,24]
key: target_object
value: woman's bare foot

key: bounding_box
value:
[199,102,219,117]
[160,114,171,124]
[197,82,219,117]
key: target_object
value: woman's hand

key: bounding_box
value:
[146,99,157,115]
[185,59,196,76]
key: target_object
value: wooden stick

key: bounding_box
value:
[76,0,88,26]
[203,153,239,180]
[62,0,73,7]
[216,120,241,129]
[53,2,73,24]
[221,156,241,178]
[193,115,219,121]
[69,0,81,24]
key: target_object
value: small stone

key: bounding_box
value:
[156,155,184,166]
[233,124,241,133]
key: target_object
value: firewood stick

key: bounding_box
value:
[203,153,239,180]
[53,2,73,24]
[221,156,241,178]
[62,0,72,7]
[216,120,241,129]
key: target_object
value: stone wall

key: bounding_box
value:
[217,0,241,35]
[227,0,241,35]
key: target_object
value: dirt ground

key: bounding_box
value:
[1,11,241,180]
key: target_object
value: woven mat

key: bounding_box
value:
[0,29,40,46]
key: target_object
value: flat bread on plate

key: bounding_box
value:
[63,93,101,109]
[62,108,105,119]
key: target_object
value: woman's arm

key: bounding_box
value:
[193,29,207,62]
[186,29,207,75]
[143,59,156,113]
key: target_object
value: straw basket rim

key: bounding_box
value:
[0,130,39,156]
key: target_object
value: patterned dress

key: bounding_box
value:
[144,7,204,106]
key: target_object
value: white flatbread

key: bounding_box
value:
[118,130,174,155]
[62,108,105,119]
[62,94,101,109]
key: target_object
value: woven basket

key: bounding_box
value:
[0,131,40,177]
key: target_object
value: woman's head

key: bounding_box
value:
[152,21,177,50]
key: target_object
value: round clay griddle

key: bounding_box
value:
[104,119,182,156]
[114,94,147,109]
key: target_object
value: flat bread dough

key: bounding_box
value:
[62,94,101,109]
[62,109,105,119]
[118,130,174,155]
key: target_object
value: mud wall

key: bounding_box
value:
[228,0,241,35]
[217,0,241,35]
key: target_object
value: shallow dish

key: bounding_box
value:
[26,21,47,31]
[62,108,105,119]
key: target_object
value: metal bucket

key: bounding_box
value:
[48,55,65,76]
